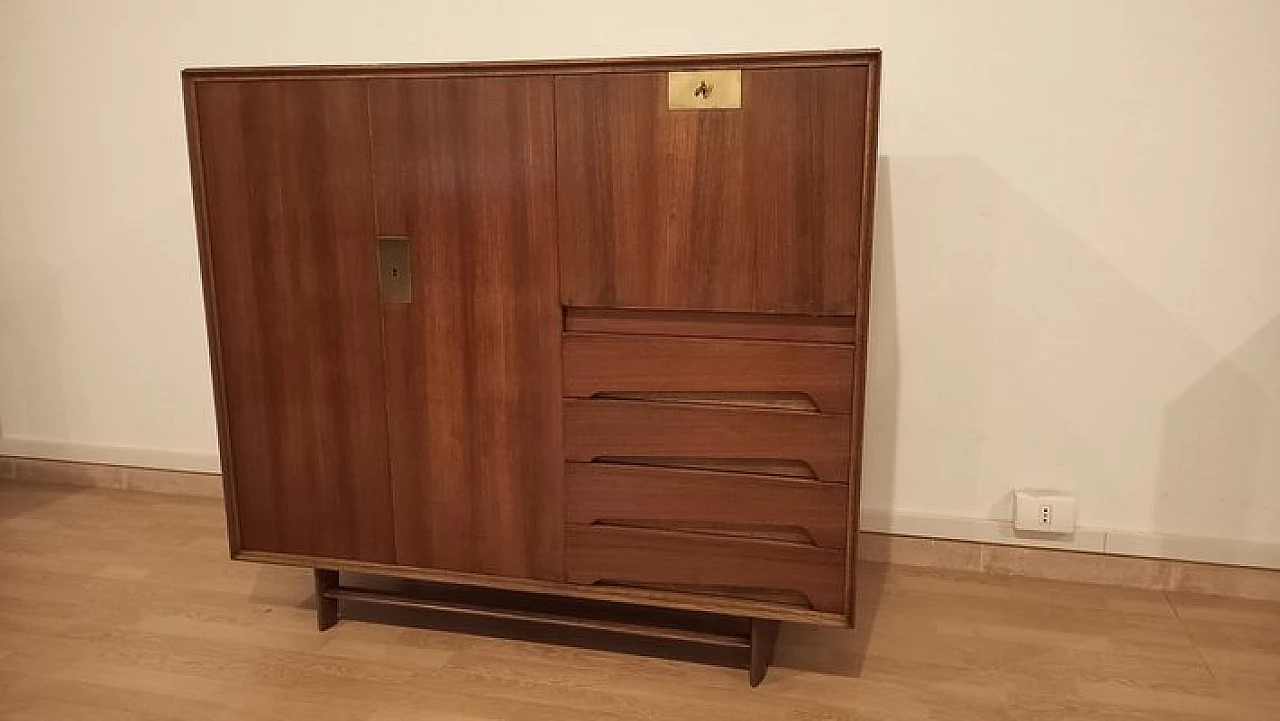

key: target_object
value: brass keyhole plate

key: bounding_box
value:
[668,70,742,110]
[377,236,411,303]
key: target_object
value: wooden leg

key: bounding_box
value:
[748,619,780,687]
[315,569,339,631]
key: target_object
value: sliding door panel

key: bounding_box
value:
[193,80,395,562]
[370,77,563,580]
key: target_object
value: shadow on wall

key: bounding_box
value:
[1157,314,1280,545]
[859,154,1002,521]
[777,156,899,677]
[849,154,1277,542]
[860,158,902,527]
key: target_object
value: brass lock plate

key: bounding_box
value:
[668,70,742,110]
[377,236,411,303]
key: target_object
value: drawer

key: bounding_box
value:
[563,332,854,413]
[567,462,848,548]
[565,308,856,344]
[566,525,846,613]
[563,398,851,481]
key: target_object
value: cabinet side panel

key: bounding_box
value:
[370,77,564,580]
[846,56,883,625]
[183,77,241,552]
[192,79,395,562]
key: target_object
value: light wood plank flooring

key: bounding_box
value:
[1,480,1276,720]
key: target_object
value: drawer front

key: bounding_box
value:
[563,399,851,481]
[563,333,854,413]
[565,308,856,344]
[566,525,846,613]
[567,462,848,548]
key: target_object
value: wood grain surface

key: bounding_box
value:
[4,480,1277,719]
[563,332,855,413]
[566,525,847,613]
[563,399,852,482]
[369,77,564,580]
[563,308,857,344]
[844,56,883,623]
[188,79,395,563]
[183,52,884,629]
[182,49,881,81]
[556,66,869,314]
[566,462,849,549]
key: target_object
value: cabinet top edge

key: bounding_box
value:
[182,48,882,82]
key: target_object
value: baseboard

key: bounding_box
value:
[860,509,1280,571]
[0,454,221,497]
[3,454,1276,601]
[858,533,1280,602]
[0,437,221,474]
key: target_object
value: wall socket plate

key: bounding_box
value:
[1014,489,1076,534]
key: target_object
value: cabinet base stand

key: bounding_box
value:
[314,569,339,631]
[749,618,781,687]
[312,569,782,686]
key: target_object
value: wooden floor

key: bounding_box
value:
[0,480,1276,720]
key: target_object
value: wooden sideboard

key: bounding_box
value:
[183,50,881,685]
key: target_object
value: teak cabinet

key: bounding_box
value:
[184,50,881,685]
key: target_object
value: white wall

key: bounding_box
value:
[2,1,1278,562]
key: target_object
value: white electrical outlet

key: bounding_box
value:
[1014,489,1076,533]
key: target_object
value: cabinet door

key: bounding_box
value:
[556,66,870,314]
[192,80,396,562]
[370,78,563,580]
